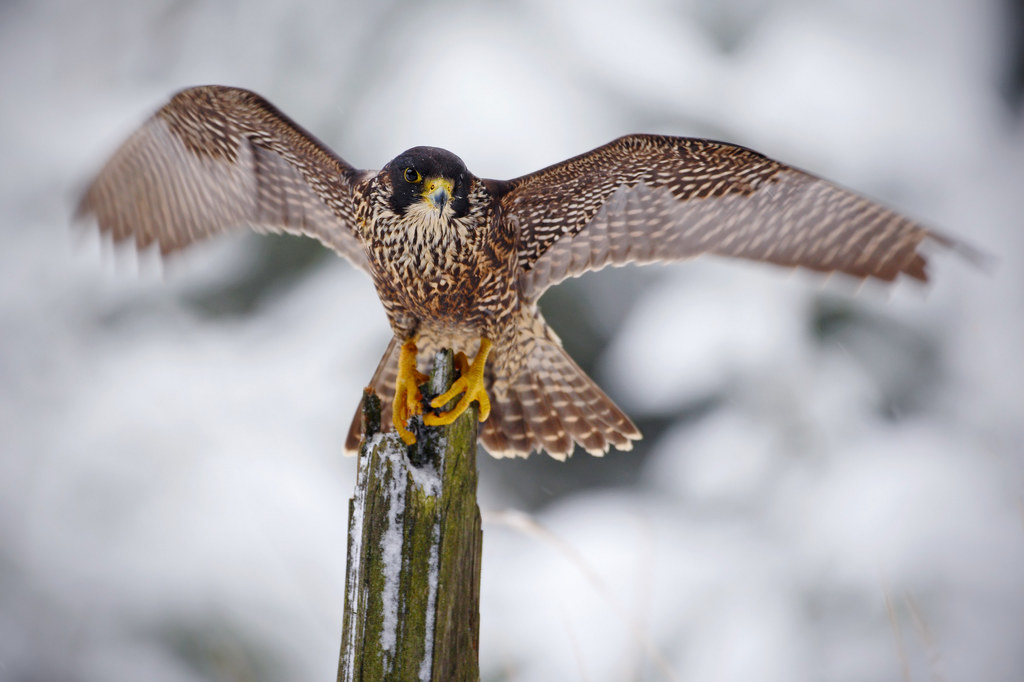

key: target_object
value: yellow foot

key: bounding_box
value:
[393,338,429,445]
[424,339,493,426]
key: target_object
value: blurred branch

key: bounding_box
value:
[339,350,482,682]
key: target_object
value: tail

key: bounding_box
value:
[345,332,642,460]
[344,336,401,453]
[480,335,641,460]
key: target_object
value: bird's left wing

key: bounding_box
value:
[77,85,374,271]
[499,134,959,301]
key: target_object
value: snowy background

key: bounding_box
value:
[2,0,1022,680]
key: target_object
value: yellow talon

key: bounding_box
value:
[393,338,428,445]
[453,351,471,377]
[424,338,492,426]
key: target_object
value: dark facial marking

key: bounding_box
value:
[386,146,471,218]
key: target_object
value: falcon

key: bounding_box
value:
[77,85,963,460]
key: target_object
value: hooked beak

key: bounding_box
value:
[423,177,453,215]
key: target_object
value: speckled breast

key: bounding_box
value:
[365,219,487,335]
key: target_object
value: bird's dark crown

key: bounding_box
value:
[386,146,471,218]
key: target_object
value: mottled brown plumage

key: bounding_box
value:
[77,85,962,460]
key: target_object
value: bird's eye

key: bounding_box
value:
[404,167,421,183]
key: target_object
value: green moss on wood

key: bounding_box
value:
[339,350,481,682]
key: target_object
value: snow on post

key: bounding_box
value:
[339,350,482,682]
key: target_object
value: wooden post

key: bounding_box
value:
[338,350,482,682]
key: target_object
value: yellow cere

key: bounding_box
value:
[422,177,454,204]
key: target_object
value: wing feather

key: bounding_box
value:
[76,85,373,271]
[499,135,959,300]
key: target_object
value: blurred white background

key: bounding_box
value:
[1,0,1022,680]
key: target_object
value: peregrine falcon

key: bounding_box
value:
[77,86,964,460]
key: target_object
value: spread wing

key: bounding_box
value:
[500,134,958,300]
[76,85,373,271]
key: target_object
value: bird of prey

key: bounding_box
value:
[77,85,963,460]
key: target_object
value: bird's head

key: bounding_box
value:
[385,146,471,221]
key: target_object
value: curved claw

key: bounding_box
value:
[393,339,428,445]
[452,351,471,377]
[424,339,492,426]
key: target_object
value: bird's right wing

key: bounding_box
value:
[76,85,374,271]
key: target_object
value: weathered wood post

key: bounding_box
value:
[338,350,482,682]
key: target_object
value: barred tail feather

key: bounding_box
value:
[344,336,401,453]
[481,338,641,460]
[346,334,641,460]
[480,369,532,455]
